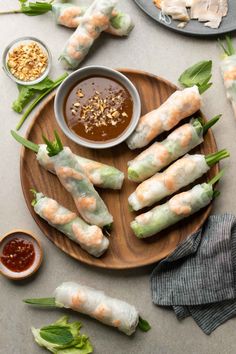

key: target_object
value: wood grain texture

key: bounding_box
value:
[20,69,218,269]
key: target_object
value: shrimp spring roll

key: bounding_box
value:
[33,192,109,257]
[128,115,220,182]
[60,0,117,69]
[24,282,151,335]
[42,132,113,227]
[219,37,236,117]
[52,3,134,37]
[129,150,229,211]
[11,131,124,190]
[126,85,201,150]
[131,171,223,238]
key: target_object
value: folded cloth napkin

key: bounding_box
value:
[151,213,236,334]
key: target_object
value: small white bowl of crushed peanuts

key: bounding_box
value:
[2,36,51,85]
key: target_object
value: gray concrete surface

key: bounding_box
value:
[0,1,236,353]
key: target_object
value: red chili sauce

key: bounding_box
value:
[64,76,133,143]
[1,237,35,272]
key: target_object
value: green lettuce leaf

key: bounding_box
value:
[12,77,54,113]
[20,1,53,16]
[31,316,93,354]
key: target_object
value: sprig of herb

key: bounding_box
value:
[205,149,230,167]
[0,1,53,16]
[42,130,63,157]
[110,13,124,29]
[218,36,235,57]
[31,316,93,354]
[15,72,68,130]
[13,77,54,113]
[138,316,151,332]
[178,60,212,94]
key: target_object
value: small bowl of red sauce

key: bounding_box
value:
[0,229,43,280]
[54,66,141,149]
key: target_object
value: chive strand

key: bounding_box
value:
[205,149,230,167]
[208,169,225,186]
[11,130,39,153]
[202,114,221,134]
[23,297,57,307]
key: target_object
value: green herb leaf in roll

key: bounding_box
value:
[131,170,224,239]
[126,60,213,150]
[128,115,220,183]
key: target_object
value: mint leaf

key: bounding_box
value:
[31,316,93,354]
[40,326,73,345]
[138,316,151,332]
[178,60,212,94]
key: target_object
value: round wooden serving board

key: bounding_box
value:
[21,69,218,269]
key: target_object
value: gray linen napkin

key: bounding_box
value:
[151,214,236,334]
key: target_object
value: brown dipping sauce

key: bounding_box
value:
[1,237,35,272]
[64,76,133,143]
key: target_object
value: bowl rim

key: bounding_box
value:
[2,36,52,86]
[0,228,43,280]
[54,65,141,149]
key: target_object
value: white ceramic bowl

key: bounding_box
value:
[2,36,51,86]
[0,229,43,280]
[54,65,141,149]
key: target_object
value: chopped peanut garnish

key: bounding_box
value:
[7,41,48,82]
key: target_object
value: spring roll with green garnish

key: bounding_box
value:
[42,132,113,227]
[129,150,229,211]
[128,115,220,182]
[131,171,223,238]
[219,36,236,117]
[127,85,201,150]
[24,282,151,335]
[127,60,213,150]
[11,130,124,190]
[37,145,124,190]
[33,192,109,257]
[60,0,117,69]
[52,3,134,36]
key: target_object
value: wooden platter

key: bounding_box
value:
[20,69,218,269]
